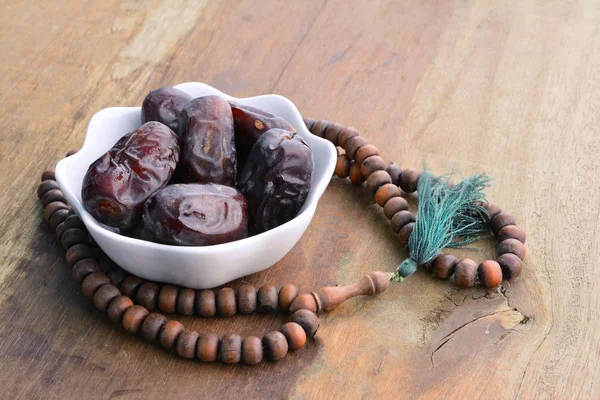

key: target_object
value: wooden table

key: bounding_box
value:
[1,1,599,398]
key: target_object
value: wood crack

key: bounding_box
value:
[429,308,517,369]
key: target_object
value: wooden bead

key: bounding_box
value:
[432,254,458,279]
[55,221,67,243]
[478,260,503,289]
[140,313,168,342]
[62,228,88,250]
[177,288,196,316]
[337,127,359,148]
[455,258,478,288]
[196,289,216,317]
[37,179,59,199]
[217,287,236,317]
[72,258,100,282]
[41,189,66,207]
[385,163,402,186]
[334,155,351,179]
[66,148,79,157]
[62,215,85,231]
[280,322,306,351]
[278,284,299,311]
[497,225,526,244]
[375,183,401,207]
[107,268,128,286]
[490,212,516,235]
[41,169,55,181]
[119,276,144,298]
[291,309,320,338]
[158,285,178,313]
[122,305,149,334]
[498,238,527,260]
[237,284,257,314]
[361,155,387,178]
[66,244,92,266]
[159,320,184,350]
[421,252,442,271]
[43,201,68,222]
[107,296,134,323]
[398,222,415,246]
[50,209,69,232]
[324,123,345,145]
[175,330,199,359]
[366,170,392,194]
[136,282,160,311]
[289,293,318,313]
[391,210,415,233]
[484,202,502,221]
[93,284,121,311]
[497,253,524,279]
[344,136,368,160]
[311,120,331,138]
[399,168,420,193]
[303,117,316,131]
[219,334,242,364]
[81,272,110,298]
[263,331,288,361]
[242,336,263,365]
[383,196,409,220]
[355,144,380,165]
[257,284,278,313]
[348,161,365,185]
[197,333,220,362]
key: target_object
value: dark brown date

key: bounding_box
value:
[237,129,313,234]
[229,102,295,169]
[82,121,180,230]
[143,184,248,246]
[141,87,192,134]
[177,96,236,185]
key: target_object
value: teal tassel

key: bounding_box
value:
[395,171,491,279]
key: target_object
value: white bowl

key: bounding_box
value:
[55,82,336,289]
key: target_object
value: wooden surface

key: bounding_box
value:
[1,1,599,399]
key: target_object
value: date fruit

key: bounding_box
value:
[230,102,296,169]
[143,184,248,246]
[177,96,237,185]
[82,121,180,230]
[141,87,192,133]
[237,129,313,234]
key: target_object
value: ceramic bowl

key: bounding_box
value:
[55,82,336,289]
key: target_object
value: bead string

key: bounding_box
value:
[303,118,527,288]
[36,119,526,364]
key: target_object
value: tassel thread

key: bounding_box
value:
[393,171,491,280]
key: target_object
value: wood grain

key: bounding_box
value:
[1,0,599,398]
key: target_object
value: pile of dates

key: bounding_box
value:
[82,87,313,246]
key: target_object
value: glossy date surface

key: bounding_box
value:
[82,121,180,230]
[237,129,313,234]
[143,184,248,246]
[230,102,295,169]
[141,87,192,133]
[177,96,237,185]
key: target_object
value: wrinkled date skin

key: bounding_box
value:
[177,96,236,185]
[82,121,180,230]
[141,87,192,133]
[143,184,248,246]
[237,129,313,234]
[229,102,296,170]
